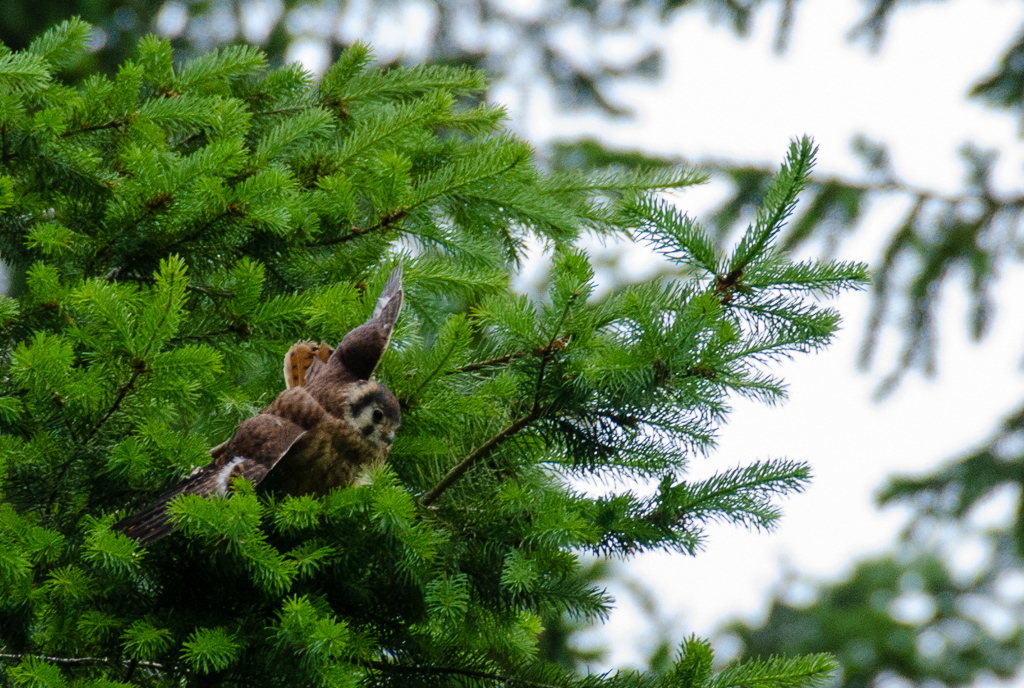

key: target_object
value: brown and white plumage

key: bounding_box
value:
[113,265,404,545]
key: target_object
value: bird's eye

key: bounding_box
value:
[372,409,384,424]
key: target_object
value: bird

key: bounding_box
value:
[112,264,404,545]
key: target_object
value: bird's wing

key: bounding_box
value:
[373,262,404,323]
[280,261,401,388]
[283,341,333,388]
[334,263,404,380]
[112,393,318,545]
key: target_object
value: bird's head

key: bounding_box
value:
[343,380,401,449]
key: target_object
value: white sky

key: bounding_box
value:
[500,0,1024,671]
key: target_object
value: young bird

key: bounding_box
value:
[112,265,404,545]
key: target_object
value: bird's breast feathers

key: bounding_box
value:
[268,417,388,495]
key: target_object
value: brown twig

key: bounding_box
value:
[106,270,235,299]
[171,327,244,342]
[0,652,162,670]
[420,296,578,507]
[311,210,408,248]
[359,658,558,688]
[443,339,568,377]
[420,409,540,507]
[444,352,520,375]
[84,363,145,444]
[60,119,128,138]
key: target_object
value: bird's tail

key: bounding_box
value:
[111,465,221,546]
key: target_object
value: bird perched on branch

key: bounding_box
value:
[113,265,404,545]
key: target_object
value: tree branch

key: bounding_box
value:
[160,206,240,255]
[442,340,567,377]
[0,652,163,670]
[311,210,408,247]
[420,408,540,506]
[106,269,236,299]
[360,658,558,688]
[420,295,577,506]
[310,153,526,249]
[0,653,560,687]
[171,327,244,343]
[60,119,128,138]
[84,362,146,444]
[406,335,462,402]
[445,352,521,375]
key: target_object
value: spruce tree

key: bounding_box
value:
[0,20,867,687]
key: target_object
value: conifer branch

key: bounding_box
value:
[0,653,162,670]
[161,207,241,254]
[421,296,576,506]
[0,653,555,687]
[360,659,559,687]
[46,397,85,510]
[60,119,128,138]
[90,208,165,274]
[533,293,577,393]
[420,408,540,506]
[94,187,241,274]
[407,334,463,401]
[252,106,313,118]
[51,396,80,445]
[107,270,235,299]
[445,352,520,374]
[84,361,146,444]
[172,327,245,342]
[311,210,408,247]
[312,153,525,248]
[443,338,569,376]
[175,131,206,150]
[253,257,299,292]
[189,284,237,299]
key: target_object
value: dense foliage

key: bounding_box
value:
[0,19,866,688]
[5,1,1021,685]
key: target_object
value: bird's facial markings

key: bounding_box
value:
[351,399,400,448]
[340,380,401,450]
[347,384,379,418]
[354,402,385,438]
